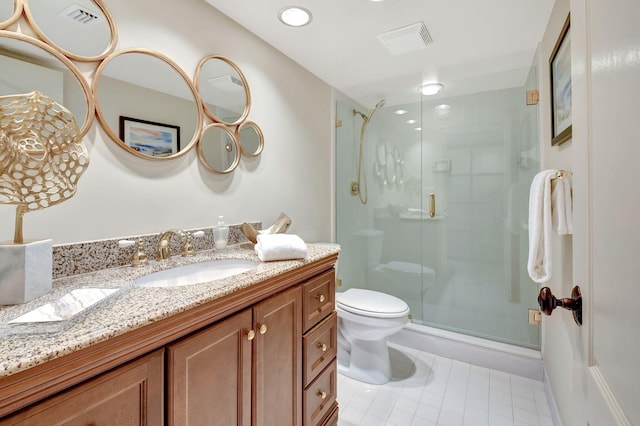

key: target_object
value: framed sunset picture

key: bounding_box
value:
[119,116,180,157]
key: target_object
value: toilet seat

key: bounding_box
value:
[336,288,409,319]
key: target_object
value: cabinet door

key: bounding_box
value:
[167,309,253,426]
[2,349,164,426]
[253,286,302,426]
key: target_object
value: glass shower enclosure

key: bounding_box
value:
[335,61,541,349]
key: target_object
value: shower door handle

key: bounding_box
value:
[429,193,436,218]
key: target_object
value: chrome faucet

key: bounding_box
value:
[157,229,185,261]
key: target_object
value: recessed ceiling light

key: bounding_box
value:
[419,83,444,96]
[406,119,417,124]
[394,109,408,115]
[414,127,422,131]
[278,6,312,27]
[435,104,451,111]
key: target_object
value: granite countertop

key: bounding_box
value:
[0,243,339,379]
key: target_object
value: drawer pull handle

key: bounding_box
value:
[316,294,326,303]
[245,329,256,341]
[317,342,328,352]
[259,323,268,335]
[317,390,327,400]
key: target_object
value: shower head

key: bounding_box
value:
[353,98,386,123]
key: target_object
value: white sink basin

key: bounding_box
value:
[136,259,258,288]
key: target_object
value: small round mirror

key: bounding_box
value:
[376,142,386,166]
[195,55,250,126]
[94,48,202,160]
[0,31,94,137]
[237,121,263,157]
[385,151,397,185]
[0,0,22,29]
[198,124,240,174]
[24,0,117,61]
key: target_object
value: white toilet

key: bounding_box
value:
[336,288,410,385]
[370,261,436,320]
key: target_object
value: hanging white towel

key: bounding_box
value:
[527,170,557,283]
[551,176,573,235]
[255,233,308,262]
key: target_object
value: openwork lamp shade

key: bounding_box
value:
[0,91,89,243]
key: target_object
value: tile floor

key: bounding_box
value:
[337,343,554,426]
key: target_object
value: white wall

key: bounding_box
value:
[537,0,573,423]
[0,0,334,245]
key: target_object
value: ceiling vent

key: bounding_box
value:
[58,3,103,25]
[377,22,433,55]
[208,75,243,92]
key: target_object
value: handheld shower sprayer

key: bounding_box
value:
[351,99,386,205]
[352,99,386,123]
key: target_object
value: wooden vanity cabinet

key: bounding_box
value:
[167,285,302,426]
[1,349,164,426]
[0,260,339,426]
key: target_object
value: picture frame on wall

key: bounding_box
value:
[549,14,572,146]
[119,116,180,157]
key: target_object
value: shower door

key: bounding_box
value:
[335,56,541,349]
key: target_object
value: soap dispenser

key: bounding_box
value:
[213,216,229,250]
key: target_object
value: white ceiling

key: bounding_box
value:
[203,0,555,108]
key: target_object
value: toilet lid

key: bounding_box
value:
[336,288,409,318]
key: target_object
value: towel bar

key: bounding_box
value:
[551,170,572,180]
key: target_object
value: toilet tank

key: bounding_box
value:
[352,229,383,268]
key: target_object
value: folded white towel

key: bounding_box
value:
[255,233,308,262]
[527,170,556,283]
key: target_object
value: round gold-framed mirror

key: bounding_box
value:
[0,30,94,137]
[195,55,250,126]
[197,123,241,174]
[23,0,117,62]
[236,120,263,157]
[0,0,23,29]
[93,48,203,160]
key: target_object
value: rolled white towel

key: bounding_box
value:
[255,233,308,262]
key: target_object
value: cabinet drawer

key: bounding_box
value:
[319,402,338,426]
[302,270,335,332]
[303,312,337,387]
[304,362,336,426]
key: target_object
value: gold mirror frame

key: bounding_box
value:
[0,30,95,138]
[0,0,23,29]
[236,120,264,157]
[93,48,203,160]
[197,123,241,174]
[23,0,117,62]
[195,54,251,126]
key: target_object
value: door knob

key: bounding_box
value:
[537,285,582,326]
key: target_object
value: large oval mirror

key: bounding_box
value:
[24,0,117,61]
[237,121,263,157]
[195,55,250,126]
[94,48,203,160]
[197,124,240,174]
[0,0,22,29]
[0,31,94,137]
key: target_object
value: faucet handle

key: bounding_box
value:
[181,231,204,257]
[119,239,149,267]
